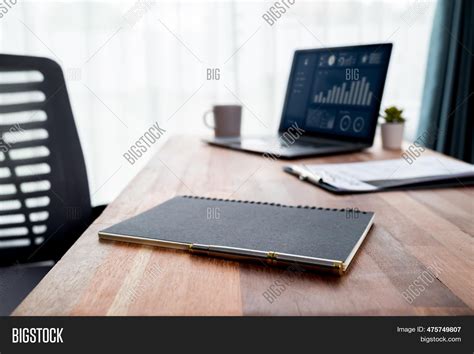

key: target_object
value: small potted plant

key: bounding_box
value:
[380,106,406,150]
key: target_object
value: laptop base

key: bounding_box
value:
[204,136,368,159]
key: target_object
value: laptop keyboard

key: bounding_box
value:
[265,137,334,149]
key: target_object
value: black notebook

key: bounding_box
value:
[99,196,375,274]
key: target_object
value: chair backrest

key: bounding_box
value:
[0,54,92,265]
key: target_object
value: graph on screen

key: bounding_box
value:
[313,77,373,107]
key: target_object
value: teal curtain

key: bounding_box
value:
[417,0,474,163]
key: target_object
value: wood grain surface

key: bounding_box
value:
[13,135,474,316]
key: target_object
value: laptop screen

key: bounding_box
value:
[279,44,392,145]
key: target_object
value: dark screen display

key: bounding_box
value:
[281,45,391,142]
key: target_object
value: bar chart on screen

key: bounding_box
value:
[314,77,373,107]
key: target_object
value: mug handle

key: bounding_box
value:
[203,110,214,129]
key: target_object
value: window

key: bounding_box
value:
[0,0,436,204]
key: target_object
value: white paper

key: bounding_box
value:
[301,166,378,191]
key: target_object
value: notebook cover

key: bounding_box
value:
[99,196,374,272]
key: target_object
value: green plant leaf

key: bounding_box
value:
[382,105,406,123]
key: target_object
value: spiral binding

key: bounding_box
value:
[180,195,367,214]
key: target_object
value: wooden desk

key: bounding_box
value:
[14,136,474,315]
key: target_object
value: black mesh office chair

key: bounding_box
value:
[0,54,103,314]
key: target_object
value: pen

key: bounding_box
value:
[299,165,324,185]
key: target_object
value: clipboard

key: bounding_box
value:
[284,156,474,194]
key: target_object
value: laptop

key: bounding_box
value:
[205,43,392,159]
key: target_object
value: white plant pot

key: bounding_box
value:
[381,123,404,150]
